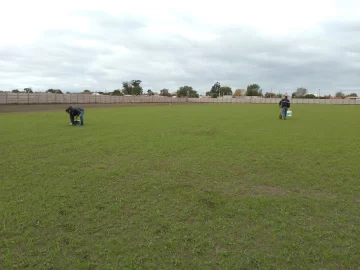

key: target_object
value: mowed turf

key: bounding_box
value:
[1,104,359,269]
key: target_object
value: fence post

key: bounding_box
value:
[17,92,19,104]
[55,93,57,104]
[37,93,40,104]
[28,92,30,104]
[6,92,8,104]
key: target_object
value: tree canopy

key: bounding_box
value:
[177,86,199,98]
[24,88,33,93]
[206,82,221,98]
[335,91,345,99]
[245,84,262,96]
[122,80,143,95]
[111,89,123,96]
[46,89,63,94]
[159,89,171,97]
[264,92,276,98]
[220,86,232,96]
[294,87,308,97]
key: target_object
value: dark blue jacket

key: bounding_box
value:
[279,98,290,108]
[66,106,84,124]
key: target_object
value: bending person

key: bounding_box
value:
[65,106,84,126]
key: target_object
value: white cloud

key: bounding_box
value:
[0,0,360,94]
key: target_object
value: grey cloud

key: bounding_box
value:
[1,11,360,94]
[322,20,360,33]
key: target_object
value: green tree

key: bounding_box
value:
[335,91,345,99]
[24,88,33,93]
[264,92,276,98]
[130,80,142,87]
[220,86,232,96]
[132,86,143,96]
[346,93,358,97]
[83,90,91,94]
[122,82,131,95]
[121,80,143,95]
[206,82,221,98]
[111,90,123,96]
[159,89,171,97]
[304,94,316,99]
[245,84,262,96]
[46,89,63,94]
[177,86,199,98]
[295,87,307,97]
[12,89,20,93]
[147,89,154,96]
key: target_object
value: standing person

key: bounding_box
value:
[278,95,290,120]
[65,106,84,126]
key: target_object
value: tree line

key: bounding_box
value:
[290,88,357,99]
[4,80,200,98]
[2,82,357,99]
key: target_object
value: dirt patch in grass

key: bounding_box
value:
[256,185,286,196]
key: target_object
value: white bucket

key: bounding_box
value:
[287,110,292,117]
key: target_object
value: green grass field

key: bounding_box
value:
[1,104,359,269]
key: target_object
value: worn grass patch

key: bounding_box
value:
[1,104,359,269]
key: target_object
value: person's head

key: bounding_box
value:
[284,95,288,99]
[65,106,72,114]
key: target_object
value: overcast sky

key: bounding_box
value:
[0,0,359,95]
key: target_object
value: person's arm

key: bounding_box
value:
[66,109,72,122]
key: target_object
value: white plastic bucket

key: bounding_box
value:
[287,110,292,117]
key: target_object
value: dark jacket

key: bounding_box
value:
[66,106,83,116]
[71,107,84,116]
[65,106,84,124]
[279,98,290,108]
